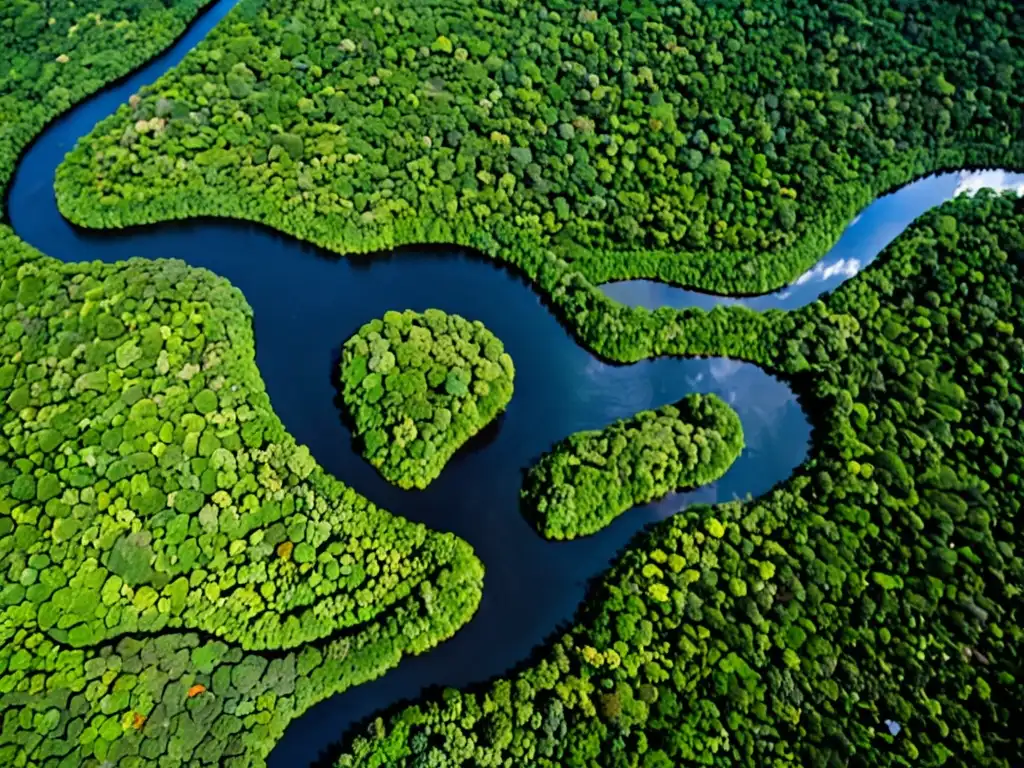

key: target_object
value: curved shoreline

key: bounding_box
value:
[601,168,1024,312]
[4,0,1018,764]
[4,1,810,765]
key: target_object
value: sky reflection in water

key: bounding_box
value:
[603,169,1024,312]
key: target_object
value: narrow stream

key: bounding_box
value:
[602,169,1024,312]
[5,0,1018,763]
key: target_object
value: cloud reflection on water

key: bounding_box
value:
[602,169,1024,314]
[955,169,1024,198]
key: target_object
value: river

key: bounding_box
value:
[5,0,1020,763]
[603,169,1024,311]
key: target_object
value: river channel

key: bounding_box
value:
[7,0,1020,762]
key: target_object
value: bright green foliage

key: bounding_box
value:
[523,394,743,539]
[0,4,483,766]
[337,195,1024,766]
[4,0,1024,765]
[0,248,483,767]
[56,0,1024,294]
[0,0,213,222]
[0,257,480,654]
[339,309,514,489]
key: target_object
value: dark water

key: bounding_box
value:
[603,169,1024,311]
[14,0,997,763]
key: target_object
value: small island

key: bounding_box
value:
[339,309,515,489]
[522,394,744,539]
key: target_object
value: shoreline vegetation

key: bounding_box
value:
[0,2,482,766]
[51,0,1024,377]
[55,0,1024,302]
[0,0,1022,766]
[522,394,744,540]
[335,192,1024,768]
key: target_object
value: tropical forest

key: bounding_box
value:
[0,0,1022,766]
[522,393,744,540]
[339,309,515,489]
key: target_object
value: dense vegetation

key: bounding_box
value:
[0,0,213,219]
[336,192,1024,768]
[5,0,1024,766]
[0,251,482,767]
[522,394,743,539]
[56,0,1024,294]
[339,309,514,489]
[0,3,482,766]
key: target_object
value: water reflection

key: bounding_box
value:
[955,168,1024,197]
[6,0,812,762]
[9,0,1006,755]
[602,170,1024,312]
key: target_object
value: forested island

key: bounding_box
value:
[522,394,743,539]
[1,0,1022,766]
[339,309,514,489]
[337,190,1024,768]
[0,3,482,766]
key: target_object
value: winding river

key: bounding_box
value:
[5,0,1022,764]
[603,168,1024,311]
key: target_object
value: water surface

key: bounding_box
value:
[17,0,1010,762]
[602,169,1024,312]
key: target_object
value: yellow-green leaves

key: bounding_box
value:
[523,395,743,539]
[339,309,514,489]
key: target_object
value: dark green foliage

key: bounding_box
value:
[0,0,213,223]
[96,313,125,340]
[2,0,1023,765]
[339,309,514,489]
[10,474,35,501]
[173,488,204,515]
[0,4,484,765]
[108,533,155,586]
[523,394,744,539]
[337,195,1024,767]
[56,0,1024,297]
[272,132,303,160]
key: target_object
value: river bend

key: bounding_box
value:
[7,0,1019,763]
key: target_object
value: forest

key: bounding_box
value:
[0,3,483,766]
[55,0,1024,294]
[0,0,211,217]
[336,193,1024,768]
[339,309,514,489]
[522,394,743,539]
[0,0,1022,765]
[0,250,482,766]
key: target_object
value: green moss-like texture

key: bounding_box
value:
[339,309,514,489]
[7,0,1024,765]
[336,194,1024,768]
[0,247,482,767]
[0,3,482,766]
[0,0,215,207]
[56,0,1023,295]
[523,394,743,540]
